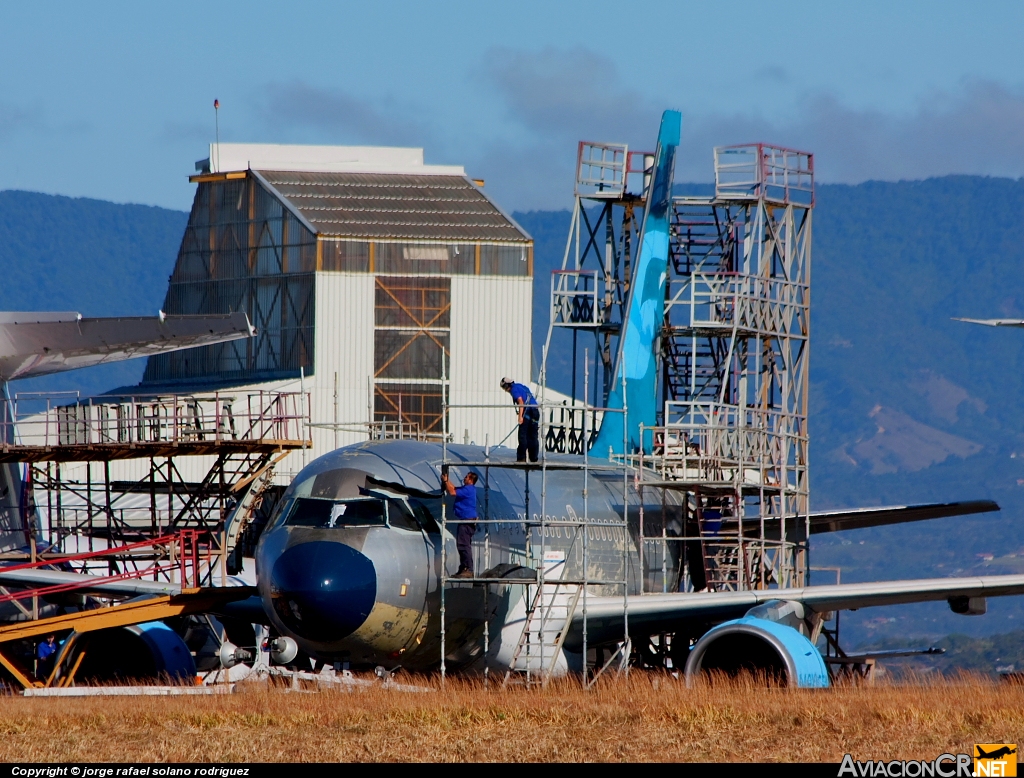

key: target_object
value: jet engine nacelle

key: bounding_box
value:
[73,621,196,683]
[684,615,829,688]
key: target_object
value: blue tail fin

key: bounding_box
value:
[590,110,681,457]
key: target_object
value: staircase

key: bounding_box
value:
[224,459,281,572]
[695,503,747,591]
[504,554,582,686]
[167,451,274,533]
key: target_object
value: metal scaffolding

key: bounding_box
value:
[541,140,653,406]
[2,390,310,578]
[647,143,812,591]
[438,355,634,686]
[541,140,813,597]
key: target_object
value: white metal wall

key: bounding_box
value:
[449,275,532,450]
[109,273,376,485]
[308,272,376,459]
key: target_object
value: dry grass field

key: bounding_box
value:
[1,674,1022,763]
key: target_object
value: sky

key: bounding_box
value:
[2,1,1024,212]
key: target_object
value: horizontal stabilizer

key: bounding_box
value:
[0,311,255,381]
[953,317,1024,328]
[800,499,999,535]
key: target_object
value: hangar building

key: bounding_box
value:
[140,143,534,467]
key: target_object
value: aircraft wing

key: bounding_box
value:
[953,317,1024,328]
[0,311,255,381]
[0,567,183,597]
[754,499,999,536]
[566,573,1024,649]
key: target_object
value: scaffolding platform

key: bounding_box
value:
[3,390,308,461]
[1,390,310,574]
[437,346,633,687]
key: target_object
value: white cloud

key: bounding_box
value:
[256,81,432,148]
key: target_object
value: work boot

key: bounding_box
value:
[453,569,474,579]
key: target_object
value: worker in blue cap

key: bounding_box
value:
[500,377,539,462]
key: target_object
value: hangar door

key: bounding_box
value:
[373,276,450,438]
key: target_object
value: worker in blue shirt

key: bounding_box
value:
[500,377,539,462]
[442,469,479,579]
[36,633,57,680]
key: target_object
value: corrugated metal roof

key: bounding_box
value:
[255,171,530,243]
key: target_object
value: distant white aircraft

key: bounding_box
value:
[0,309,255,556]
[953,317,1024,329]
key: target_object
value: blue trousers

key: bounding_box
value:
[456,521,477,573]
[517,418,539,462]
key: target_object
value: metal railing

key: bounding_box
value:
[575,141,629,198]
[4,390,309,449]
[0,530,216,606]
[637,404,806,478]
[665,273,809,335]
[714,144,814,206]
[551,270,601,328]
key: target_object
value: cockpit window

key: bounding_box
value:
[386,499,421,532]
[284,498,387,528]
[409,498,441,534]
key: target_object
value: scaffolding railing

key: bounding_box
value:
[639,403,808,488]
[2,391,308,578]
[0,530,219,607]
[551,270,601,328]
[308,419,444,443]
[714,144,814,206]
[665,272,809,336]
[4,390,308,452]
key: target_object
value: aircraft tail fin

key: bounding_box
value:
[590,110,681,457]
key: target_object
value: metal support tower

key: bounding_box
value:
[541,141,653,411]
[650,143,813,591]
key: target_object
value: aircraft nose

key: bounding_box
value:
[269,541,376,642]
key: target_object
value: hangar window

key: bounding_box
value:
[144,175,316,384]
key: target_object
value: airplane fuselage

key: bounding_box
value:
[255,440,682,671]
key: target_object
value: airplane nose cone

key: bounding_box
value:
[269,541,376,642]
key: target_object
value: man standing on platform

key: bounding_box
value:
[442,468,479,579]
[500,377,539,462]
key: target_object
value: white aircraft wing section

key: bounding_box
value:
[0,311,255,381]
[567,574,1024,649]
[953,317,1024,328]
[0,567,182,597]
